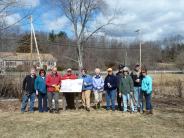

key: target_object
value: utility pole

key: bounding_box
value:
[29,16,42,68]
[135,29,142,69]
[29,16,33,66]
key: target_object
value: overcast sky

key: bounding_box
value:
[5,0,184,41]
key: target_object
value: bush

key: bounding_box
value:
[0,75,22,99]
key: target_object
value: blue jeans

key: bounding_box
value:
[144,92,152,111]
[122,93,134,112]
[38,93,48,112]
[106,89,116,111]
[134,87,141,111]
[21,92,36,112]
[140,91,152,111]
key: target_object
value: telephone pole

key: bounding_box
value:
[29,16,42,68]
[135,29,142,68]
[29,16,33,66]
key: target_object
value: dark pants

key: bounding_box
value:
[21,92,35,112]
[63,93,75,109]
[117,89,122,110]
[48,92,59,111]
[144,92,152,111]
[38,92,48,112]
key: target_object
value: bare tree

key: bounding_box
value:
[0,0,33,32]
[57,0,113,71]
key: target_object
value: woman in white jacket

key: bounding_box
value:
[92,68,104,109]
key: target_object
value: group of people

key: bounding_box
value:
[21,64,153,114]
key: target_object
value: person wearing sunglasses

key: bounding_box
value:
[130,64,142,112]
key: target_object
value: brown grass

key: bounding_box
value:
[0,98,184,138]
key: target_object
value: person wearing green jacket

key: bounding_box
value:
[119,67,135,112]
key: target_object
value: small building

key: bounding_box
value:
[0,52,57,71]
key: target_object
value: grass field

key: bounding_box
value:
[0,97,184,138]
[0,73,183,138]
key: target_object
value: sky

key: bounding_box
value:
[4,0,184,41]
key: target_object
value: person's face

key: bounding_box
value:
[82,70,86,75]
[52,68,57,74]
[142,72,146,76]
[108,71,112,75]
[40,72,45,77]
[95,69,100,75]
[123,71,128,75]
[119,68,124,72]
[30,69,36,76]
[67,71,72,75]
[135,66,140,71]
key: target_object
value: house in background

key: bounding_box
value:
[0,52,57,71]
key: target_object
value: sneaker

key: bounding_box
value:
[55,110,60,114]
[86,108,90,112]
[49,109,54,113]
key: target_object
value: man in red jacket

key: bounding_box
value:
[61,68,78,110]
[46,67,61,113]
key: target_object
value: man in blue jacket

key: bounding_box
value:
[81,68,93,111]
[21,68,37,113]
[104,68,117,111]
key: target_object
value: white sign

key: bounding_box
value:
[60,79,83,93]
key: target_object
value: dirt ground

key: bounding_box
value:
[0,97,183,138]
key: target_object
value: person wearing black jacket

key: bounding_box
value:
[116,64,125,110]
[21,68,37,113]
[104,68,117,111]
[130,64,142,112]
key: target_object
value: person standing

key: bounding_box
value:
[34,69,48,112]
[46,67,61,113]
[116,64,125,111]
[81,68,93,112]
[119,67,135,113]
[131,64,142,112]
[104,68,117,111]
[21,68,37,113]
[92,68,104,109]
[61,68,78,109]
[141,68,153,114]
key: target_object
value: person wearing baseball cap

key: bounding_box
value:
[61,68,78,110]
[46,67,62,113]
[104,68,118,111]
[116,64,125,111]
[119,67,135,113]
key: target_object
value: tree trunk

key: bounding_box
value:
[77,40,83,74]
